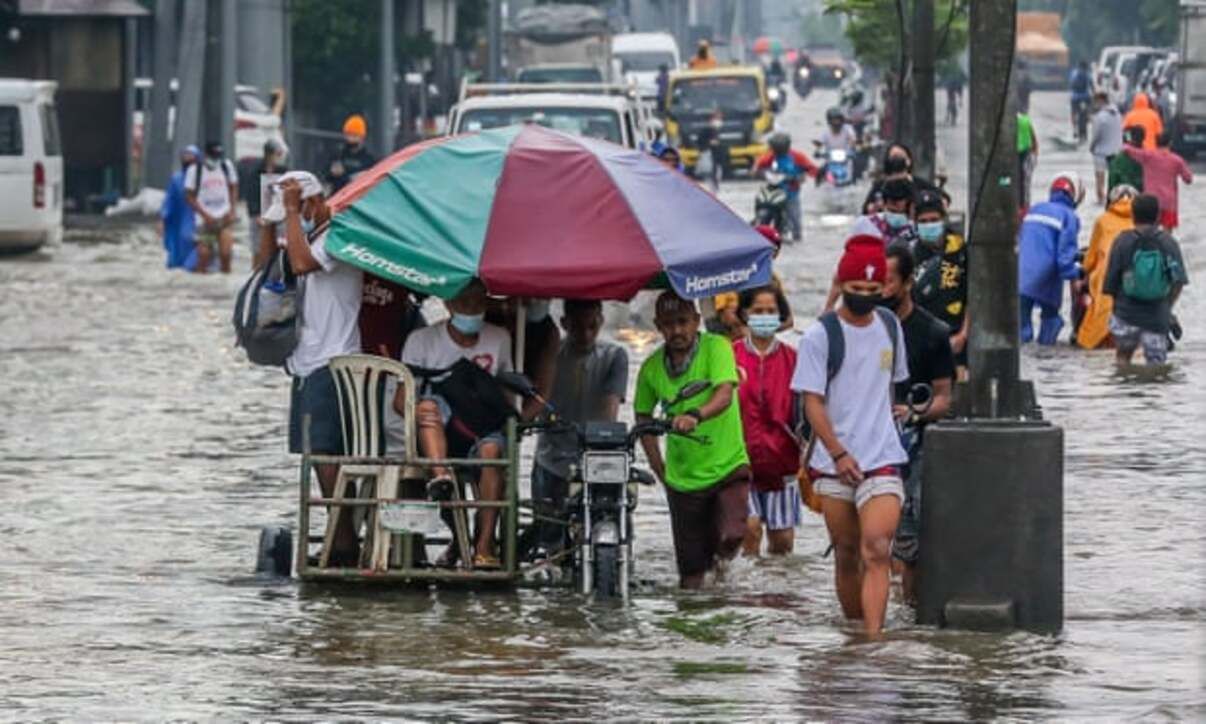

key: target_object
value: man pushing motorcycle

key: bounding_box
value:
[753,132,819,243]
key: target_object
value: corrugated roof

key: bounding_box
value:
[17,0,149,16]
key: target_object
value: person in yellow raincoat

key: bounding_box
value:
[1077,184,1138,349]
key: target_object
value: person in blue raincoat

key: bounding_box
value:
[159,145,200,269]
[1018,171,1084,344]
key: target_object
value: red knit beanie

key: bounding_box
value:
[836,235,887,283]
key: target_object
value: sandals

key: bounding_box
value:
[473,553,502,570]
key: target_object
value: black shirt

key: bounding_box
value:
[326,143,378,192]
[1103,227,1189,335]
[894,304,954,402]
[912,232,969,332]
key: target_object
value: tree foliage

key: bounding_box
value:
[823,0,970,71]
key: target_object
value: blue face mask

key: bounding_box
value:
[526,300,550,324]
[918,221,945,244]
[747,313,781,338]
[884,210,910,230]
[301,215,316,236]
[450,312,485,335]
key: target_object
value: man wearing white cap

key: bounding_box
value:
[262,170,364,566]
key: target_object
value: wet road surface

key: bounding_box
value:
[0,88,1203,719]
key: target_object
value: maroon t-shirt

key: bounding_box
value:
[359,275,415,359]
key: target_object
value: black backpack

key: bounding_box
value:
[409,359,516,458]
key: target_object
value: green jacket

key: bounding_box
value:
[1108,152,1144,193]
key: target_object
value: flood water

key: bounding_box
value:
[1,89,1203,719]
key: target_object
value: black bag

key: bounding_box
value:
[410,359,515,457]
[232,246,300,367]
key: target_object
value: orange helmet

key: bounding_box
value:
[342,114,367,139]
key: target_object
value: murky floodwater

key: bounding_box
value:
[2,89,1203,719]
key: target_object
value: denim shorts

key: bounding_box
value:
[288,366,345,454]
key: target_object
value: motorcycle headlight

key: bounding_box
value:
[799,68,811,79]
[582,452,628,484]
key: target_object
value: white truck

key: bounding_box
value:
[613,32,681,101]
[507,4,615,83]
[1174,0,1206,156]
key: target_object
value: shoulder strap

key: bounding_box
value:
[221,158,233,186]
[819,311,844,386]
[189,163,201,194]
[874,307,900,395]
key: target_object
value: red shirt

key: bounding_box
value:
[753,149,819,194]
[733,337,801,491]
[359,275,416,359]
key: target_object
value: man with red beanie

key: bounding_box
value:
[791,235,909,636]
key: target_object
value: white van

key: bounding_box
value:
[613,32,681,101]
[0,80,63,252]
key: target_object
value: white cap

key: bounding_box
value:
[849,214,886,240]
[262,170,324,223]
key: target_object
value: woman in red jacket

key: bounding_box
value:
[733,286,803,556]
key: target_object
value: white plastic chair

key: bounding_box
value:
[322,354,422,571]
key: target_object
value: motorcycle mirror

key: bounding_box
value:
[498,371,538,398]
[672,380,712,406]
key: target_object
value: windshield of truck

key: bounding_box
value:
[459,107,622,144]
[670,76,761,113]
[517,67,603,84]
[616,51,676,73]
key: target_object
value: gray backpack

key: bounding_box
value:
[233,245,302,367]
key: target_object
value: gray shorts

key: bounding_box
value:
[1092,154,1112,173]
[815,473,905,509]
[1109,315,1169,365]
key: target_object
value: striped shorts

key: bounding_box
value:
[747,478,803,531]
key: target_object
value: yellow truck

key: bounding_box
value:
[663,67,773,173]
[1016,11,1070,90]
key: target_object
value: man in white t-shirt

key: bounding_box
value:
[401,279,513,568]
[820,107,859,153]
[184,141,240,274]
[792,235,909,636]
[273,171,363,566]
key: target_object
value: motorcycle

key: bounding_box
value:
[793,63,814,99]
[753,163,791,240]
[766,84,786,114]
[503,372,711,601]
[812,142,861,213]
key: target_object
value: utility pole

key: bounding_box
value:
[917,0,1064,634]
[911,0,936,181]
[488,0,502,82]
[379,0,396,156]
[145,0,177,187]
[201,0,235,152]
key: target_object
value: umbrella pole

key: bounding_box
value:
[516,302,527,375]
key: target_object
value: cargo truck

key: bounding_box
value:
[506,4,615,83]
[1174,0,1206,156]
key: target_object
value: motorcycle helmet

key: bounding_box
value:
[1050,171,1085,207]
[768,132,791,155]
[826,107,844,125]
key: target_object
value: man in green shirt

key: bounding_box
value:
[1017,110,1038,209]
[1108,126,1146,194]
[634,292,751,588]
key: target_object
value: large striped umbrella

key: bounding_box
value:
[324,124,773,301]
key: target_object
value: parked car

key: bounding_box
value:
[1112,49,1166,110]
[1094,45,1152,94]
[0,80,63,253]
[612,32,681,101]
[133,79,287,165]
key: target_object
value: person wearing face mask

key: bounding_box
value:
[484,296,561,421]
[532,300,628,557]
[879,177,919,248]
[792,235,909,636]
[326,114,378,193]
[732,286,802,557]
[400,280,514,568]
[878,245,954,604]
[906,190,969,374]
[268,171,364,567]
[185,141,240,273]
[863,142,944,214]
